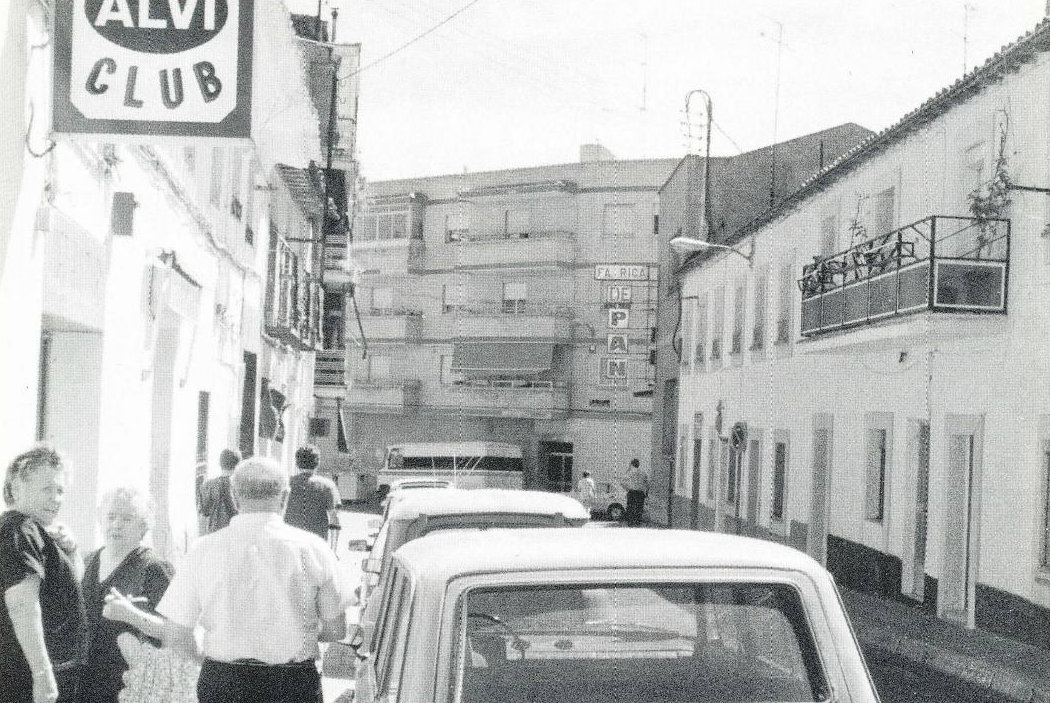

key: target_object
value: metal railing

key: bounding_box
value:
[799,215,1009,337]
[447,228,573,243]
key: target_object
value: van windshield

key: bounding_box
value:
[395,455,524,472]
[457,582,828,703]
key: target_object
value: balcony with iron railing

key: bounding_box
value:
[314,349,348,398]
[798,215,1009,339]
[345,378,422,414]
[265,241,323,351]
[429,380,570,420]
[443,229,575,268]
[427,301,574,340]
[322,232,356,289]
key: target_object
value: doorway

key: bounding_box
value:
[541,441,574,492]
[940,416,983,627]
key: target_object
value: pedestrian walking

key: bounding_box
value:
[102,456,353,703]
[284,445,341,543]
[621,458,650,527]
[198,449,240,534]
[574,471,597,516]
[1,444,87,703]
[78,487,173,703]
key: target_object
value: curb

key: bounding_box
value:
[857,626,1050,703]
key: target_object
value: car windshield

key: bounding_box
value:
[456,582,829,703]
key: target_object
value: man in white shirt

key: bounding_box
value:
[102,457,352,703]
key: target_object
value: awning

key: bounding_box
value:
[451,343,553,376]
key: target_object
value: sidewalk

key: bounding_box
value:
[842,589,1050,703]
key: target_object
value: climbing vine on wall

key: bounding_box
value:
[967,115,1012,256]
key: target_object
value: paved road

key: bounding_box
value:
[867,650,999,703]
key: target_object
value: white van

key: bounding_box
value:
[377,442,524,494]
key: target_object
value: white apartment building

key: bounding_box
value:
[0,3,355,558]
[344,151,678,493]
[672,19,1050,643]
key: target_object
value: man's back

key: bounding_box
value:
[285,472,339,539]
[158,513,348,665]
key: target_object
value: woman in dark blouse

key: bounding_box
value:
[78,487,173,703]
[1,444,86,703]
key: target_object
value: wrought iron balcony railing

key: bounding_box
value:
[798,215,1009,337]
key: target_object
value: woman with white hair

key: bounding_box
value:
[78,487,172,703]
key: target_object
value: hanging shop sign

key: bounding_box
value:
[53,0,254,139]
[594,264,655,281]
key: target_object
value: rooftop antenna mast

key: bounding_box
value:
[683,90,713,239]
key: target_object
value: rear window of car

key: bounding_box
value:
[453,582,829,703]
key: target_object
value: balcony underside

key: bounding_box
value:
[797,310,1007,355]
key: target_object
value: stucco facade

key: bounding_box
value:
[672,23,1050,642]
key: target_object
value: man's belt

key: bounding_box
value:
[205,657,316,669]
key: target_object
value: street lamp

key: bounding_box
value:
[668,236,755,266]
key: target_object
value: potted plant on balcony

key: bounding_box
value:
[967,124,1011,259]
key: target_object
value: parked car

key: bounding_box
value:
[357,489,590,643]
[591,480,628,521]
[348,528,880,703]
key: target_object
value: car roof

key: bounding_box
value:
[393,528,824,583]
[385,442,523,457]
[388,478,454,490]
[384,489,589,521]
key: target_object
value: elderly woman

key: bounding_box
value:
[78,487,173,703]
[1,444,86,703]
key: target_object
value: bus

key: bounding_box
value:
[377,442,525,494]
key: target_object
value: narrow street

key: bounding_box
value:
[866,651,999,703]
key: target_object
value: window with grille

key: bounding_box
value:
[771,441,788,522]
[752,273,767,351]
[776,264,793,344]
[502,282,527,314]
[865,428,889,522]
[711,286,725,361]
[731,283,746,355]
[694,298,708,369]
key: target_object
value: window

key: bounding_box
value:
[865,427,889,522]
[819,215,837,258]
[442,283,460,313]
[771,440,788,522]
[1042,445,1050,568]
[731,283,746,355]
[502,282,527,314]
[752,272,768,351]
[694,298,708,368]
[776,263,793,344]
[459,583,830,703]
[600,358,628,387]
[710,286,725,361]
[677,424,690,493]
[374,569,412,697]
[446,212,467,242]
[505,209,530,237]
[357,209,409,242]
[602,204,635,237]
[209,147,225,206]
[371,287,393,316]
[873,187,895,237]
[680,300,694,372]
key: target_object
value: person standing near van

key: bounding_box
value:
[621,459,650,527]
[574,471,597,516]
[198,450,240,534]
[284,446,341,543]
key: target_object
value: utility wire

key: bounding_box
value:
[340,0,485,81]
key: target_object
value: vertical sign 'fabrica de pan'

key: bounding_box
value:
[54,0,253,139]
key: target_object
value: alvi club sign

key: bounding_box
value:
[54,0,253,139]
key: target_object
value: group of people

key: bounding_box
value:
[0,443,353,703]
[574,457,650,526]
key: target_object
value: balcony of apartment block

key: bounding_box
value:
[798,215,1009,352]
[345,378,422,414]
[445,228,574,269]
[314,349,348,399]
[429,379,570,420]
[265,274,323,352]
[440,301,574,341]
[359,308,424,342]
[347,237,426,275]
